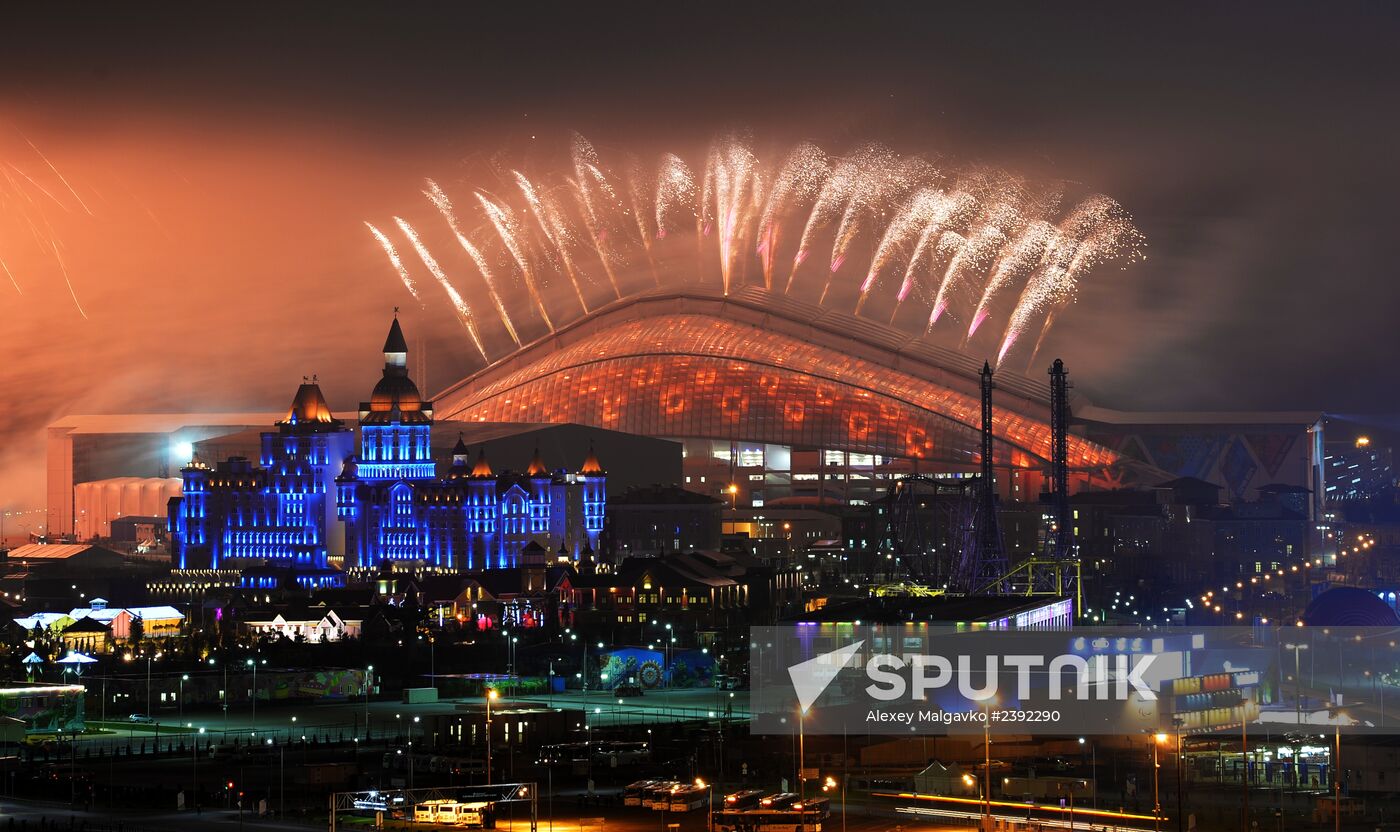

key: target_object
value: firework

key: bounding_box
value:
[393,217,488,361]
[369,134,1143,368]
[366,221,419,301]
[513,171,591,314]
[1,135,93,314]
[425,179,522,345]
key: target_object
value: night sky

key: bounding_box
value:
[3,3,1398,507]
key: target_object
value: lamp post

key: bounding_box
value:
[1284,643,1309,729]
[797,705,807,799]
[1078,737,1098,809]
[1172,717,1185,832]
[180,674,189,718]
[193,726,204,814]
[1152,732,1167,832]
[1326,700,1356,832]
[697,777,713,832]
[486,688,499,785]
[823,776,844,832]
[364,664,374,739]
[982,700,996,829]
[246,658,258,726]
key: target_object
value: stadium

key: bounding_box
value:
[433,285,1317,510]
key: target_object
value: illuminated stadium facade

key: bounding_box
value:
[436,286,1127,507]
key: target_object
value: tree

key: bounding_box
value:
[128,615,145,647]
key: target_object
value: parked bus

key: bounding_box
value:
[713,796,830,832]
[723,789,766,810]
[668,784,710,812]
[645,781,683,810]
[624,780,662,806]
[414,800,464,824]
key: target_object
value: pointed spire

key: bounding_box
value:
[527,446,548,477]
[580,442,604,475]
[383,316,408,368]
[283,380,334,424]
[471,447,494,478]
[450,433,470,468]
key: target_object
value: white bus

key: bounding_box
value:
[669,784,710,812]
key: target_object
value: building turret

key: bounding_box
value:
[578,444,606,552]
[357,315,435,482]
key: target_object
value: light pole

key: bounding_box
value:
[1172,718,1185,832]
[246,658,258,726]
[486,688,498,785]
[1326,700,1355,832]
[697,777,713,832]
[981,699,997,828]
[180,674,189,718]
[364,664,374,739]
[1078,737,1098,809]
[210,657,227,732]
[1152,732,1167,832]
[822,776,843,832]
[192,726,205,813]
[796,705,807,798]
[664,623,673,688]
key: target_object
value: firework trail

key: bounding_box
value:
[703,137,762,294]
[475,190,555,331]
[22,136,92,216]
[967,220,1055,338]
[0,255,19,294]
[0,134,102,313]
[994,196,1144,363]
[654,153,695,241]
[756,143,827,289]
[49,241,86,320]
[893,231,965,323]
[366,221,420,301]
[368,134,1143,367]
[928,206,1016,328]
[858,188,974,313]
[514,171,591,315]
[570,134,624,298]
[425,179,523,344]
[393,217,488,361]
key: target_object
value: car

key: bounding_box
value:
[127,713,156,724]
[614,682,644,697]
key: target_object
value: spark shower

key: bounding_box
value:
[369,134,1144,368]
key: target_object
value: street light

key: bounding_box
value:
[1152,732,1168,832]
[486,688,499,785]
[1284,642,1310,728]
[363,664,374,739]
[696,778,712,832]
[245,658,258,725]
[192,726,205,814]
[981,698,998,827]
[180,674,189,718]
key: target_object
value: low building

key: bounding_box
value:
[239,605,365,642]
[605,484,722,558]
[58,617,112,654]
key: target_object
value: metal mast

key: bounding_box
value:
[968,361,1008,593]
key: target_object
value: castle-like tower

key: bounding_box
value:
[336,317,605,570]
[169,379,352,583]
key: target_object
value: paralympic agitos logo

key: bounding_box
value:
[786,640,1158,712]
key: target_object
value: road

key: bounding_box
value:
[69,688,748,751]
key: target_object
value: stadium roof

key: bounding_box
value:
[435,286,1116,470]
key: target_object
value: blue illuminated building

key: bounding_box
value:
[169,380,353,586]
[336,318,606,569]
[169,316,607,580]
